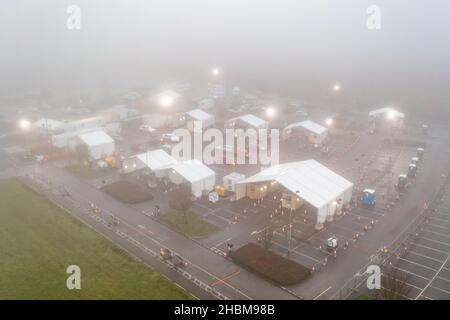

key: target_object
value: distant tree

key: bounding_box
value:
[169,184,193,224]
[261,225,275,250]
[75,143,89,163]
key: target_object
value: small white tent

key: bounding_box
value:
[284,120,328,145]
[77,130,115,160]
[166,159,216,198]
[186,109,215,130]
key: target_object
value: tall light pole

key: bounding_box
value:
[19,119,31,151]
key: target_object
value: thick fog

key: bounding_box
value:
[1,0,449,117]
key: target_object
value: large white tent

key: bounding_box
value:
[77,130,115,160]
[237,160,353,229]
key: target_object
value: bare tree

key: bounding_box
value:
[169,184,193,224]
[377,266,412,300]
[261,225,275,250]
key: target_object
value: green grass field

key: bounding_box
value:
[162,210,218,237]
[0,179,192,300]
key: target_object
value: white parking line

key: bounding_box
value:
[429,284,450,296]
[391,266,431,281]
[313,286,332,300]
[212,237,233,249]
[430,216,450,224]
[414,243,450,255]
[423,228,450,239]
[397,257,438,272]
[415,251,450,299]
[428,223,450,233]
[419,236,450,248]
[407,250,445,264]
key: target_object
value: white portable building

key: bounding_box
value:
[77,130,115,160]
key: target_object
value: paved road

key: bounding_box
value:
[18,163,296,300]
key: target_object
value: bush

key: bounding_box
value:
[230,243,310,285]
[103,180,154,203]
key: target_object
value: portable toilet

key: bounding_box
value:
[417,148,424,161]
[408,164,417,178]
[411,157,419,166]
[398,174,408,189]
[361,189,376,206]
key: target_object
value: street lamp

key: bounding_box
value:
[160,95,174,108]
[19,119,31,130]
[265,106,276,118]
[211,67,220,77]
[387,110,396,120]
[332,84,341,93]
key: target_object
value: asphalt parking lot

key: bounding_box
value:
[193,130,427,276]
[385,174,450,300]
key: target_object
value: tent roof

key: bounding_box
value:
[186,109,213,121]
[33,118,65,131]
[168,159,215,183]
[78,130,114,146]
[369,108,405,119]
[285,120,327,135]
[228,114,267,128]
[238,160,353,209]
[135,149,176,171]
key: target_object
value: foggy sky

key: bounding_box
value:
[1,0,450,116]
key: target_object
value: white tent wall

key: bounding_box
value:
[191,174,216,198]
[315,131,328,145]
[168,170,215,198]
[88,141,115,160]
[234,184,247,201]
[315,186,353,230]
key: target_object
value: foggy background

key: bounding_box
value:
[1,0,449,119]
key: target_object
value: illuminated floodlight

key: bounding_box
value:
[160,95,174,108]
[211,68,220,77]
[332,84,341,92]
[325,118,333,126]
[387,110,397,120]
[19,119,31,130]
[265,107,276,118]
